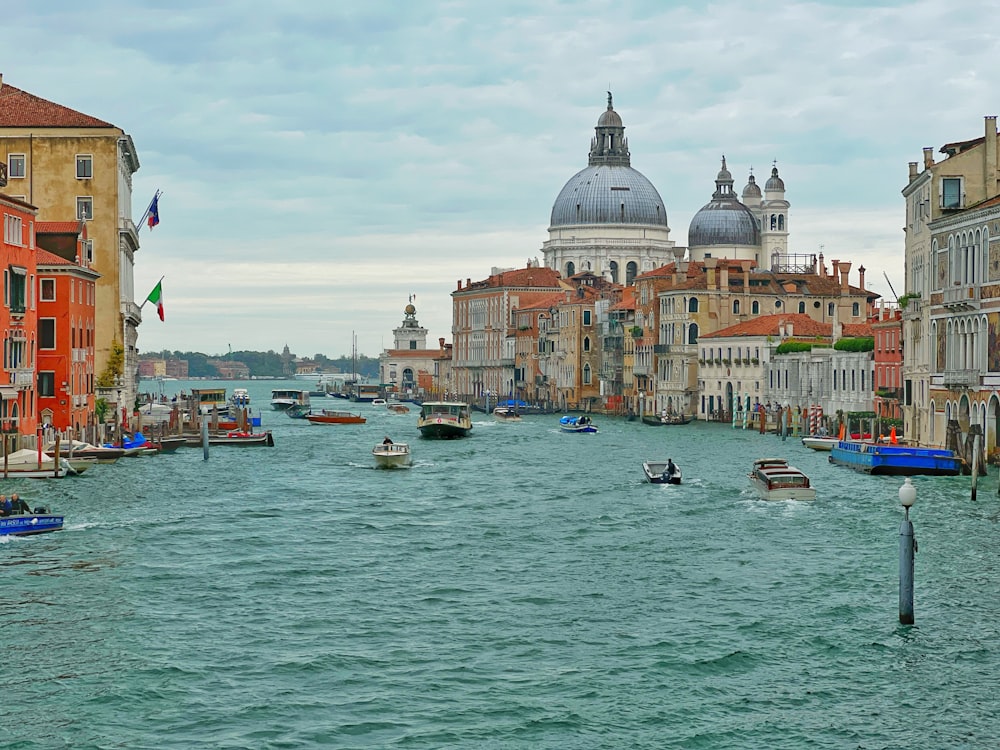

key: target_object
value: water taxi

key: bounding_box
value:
[305,410,366,425]
[271,388,310,411]
[372,441,412,468]
[417,402,473,439]
[749,458,816,501]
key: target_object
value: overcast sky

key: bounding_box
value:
[4,0,1000,358]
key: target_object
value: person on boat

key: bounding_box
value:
[664,459,677,480]
[11,494,30,514]
[382,436,394,445]
[0,495,10,517]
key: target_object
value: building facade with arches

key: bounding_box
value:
[902,115,1000,454]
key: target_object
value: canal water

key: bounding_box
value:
[3,379,999,749]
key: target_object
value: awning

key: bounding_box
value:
[0,388,19,400]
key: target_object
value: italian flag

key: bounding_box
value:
[146,281,164,321]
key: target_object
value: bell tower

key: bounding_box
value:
[393,297,428,350]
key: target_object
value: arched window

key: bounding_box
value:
[778,215,784,230]
[626,261,638,285]
[565,261,575,277]
[852,302,860,317]
[583,363,592,385]
[798,301,805,313]
[751,300,759,314]
[609,261,619,284]
[583,336,591,352]
[828,302,835,317]
[688,322,699,344]
[770,214,777,230]
[689,297,699,313]
[733,299,740,314]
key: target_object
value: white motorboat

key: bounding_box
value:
[372,442,412,468]
[492,406,522,422]
[417,402,473,439]
[748,458,816,500]
[801,435,838,451]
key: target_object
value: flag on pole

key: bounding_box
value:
[147,192,160,229]
[145,281,164,321]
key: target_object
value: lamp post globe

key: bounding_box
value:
[899,477,917,510]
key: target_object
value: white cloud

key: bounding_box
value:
[5,0,999,356]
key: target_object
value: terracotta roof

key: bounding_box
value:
[842,322,874,337]
[701,313,833,339]
[37,221,85,235]
[35,248,75,266]
[516,292,568,312]
[610,286,636,311]
[0,81,114,128]
[384,349,438,358]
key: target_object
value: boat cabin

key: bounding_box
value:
[191,388,227,414]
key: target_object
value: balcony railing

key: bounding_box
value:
[942,285,979,310]
[9,368,34,387]
[941,369,980,388]
[901,299,922,321]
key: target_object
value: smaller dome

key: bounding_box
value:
[742,174,761,199]
[765,166,785,191]
[598,107,622,128]
[404,303,416,315]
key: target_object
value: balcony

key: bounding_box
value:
[901,298,922,321]
[942,285,979,311]
[633,364,651,376]
[652,344,671,354]
[9,368,34,388]
[941,369,980,389]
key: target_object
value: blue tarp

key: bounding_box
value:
[500,399,528,408]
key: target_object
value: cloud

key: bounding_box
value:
[5,0,1000,356]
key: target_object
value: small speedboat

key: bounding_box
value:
[801,435,838,451]
[372,442,412,469]
[493,406,522,422]
[642,460,682,484]
[0,502,63,536]
[559,416,597,433]
[306,410,366,425]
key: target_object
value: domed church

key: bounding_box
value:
[543,94,677,285]
[687,157,790,266]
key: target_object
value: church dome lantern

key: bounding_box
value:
[688,157,761,248]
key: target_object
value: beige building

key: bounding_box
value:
[0,75,144,408]
[379,301,443,399]
[901,115,1000,451]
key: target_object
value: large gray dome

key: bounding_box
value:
[688,156,760,247]
[550,166,669,228]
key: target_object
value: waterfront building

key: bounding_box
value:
[35,241,98,435]
[542,94,676,284]
[0,75,144,410]
[0,192,38,449]
[700,313,874,424]
[871,305,903,422]
[511,292,563,408]
[378,301,443,400]
[450,264,563,401]
[901,115,1000,451]
[600,286,637,414]
[634,256,876,418]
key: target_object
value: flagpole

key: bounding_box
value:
[136,190,161,234]
[139,275,165,310]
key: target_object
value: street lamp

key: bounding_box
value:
[898,477,917,625]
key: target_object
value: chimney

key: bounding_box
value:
[839,261,852,294]
[923,147,934,169]
[741,260,752,291]
[720,264,729,290]
[831,259,840,280]
[704,257,718,289]
[986,116,997,197]
[858,264,866,291]
[908,161,919,181]
[439,337,445,350]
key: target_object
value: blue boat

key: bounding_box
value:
[0,511,64,536]
[829,441,962,476]
[560,416,598,433]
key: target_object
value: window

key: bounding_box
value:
[798,301,805,313]
[39,319,56,349]
[4,214,23,245]
[852,302,860,316]
[77,197,93,220]
[751,300,759,314]
[8,154,25,178]
[942,178,962,209]
[82,239,94,263]
[689,298,699,313]
[37,371,56,398]
[7,267,26,314]
[583,336,591,352]
[828,302,835,317]
[76,155,93,179]
[565,261,575,277]
[733,300,740,314]
[40,278,56,302]
[583,363,592,385]
[583,310,592,326]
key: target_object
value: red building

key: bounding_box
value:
[0,193,39,448]
[35,242,98,433]
[872,305,903,420]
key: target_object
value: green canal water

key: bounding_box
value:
[3,379,999,749]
